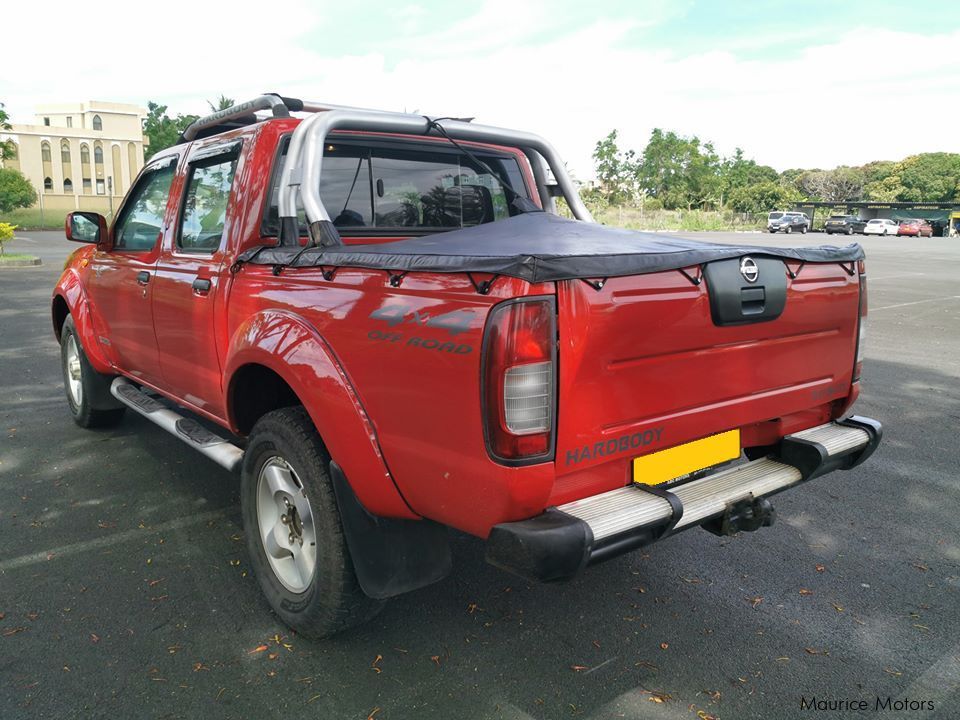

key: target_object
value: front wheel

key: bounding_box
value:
[785,225,793,234]
[800,225,808,234]
[241,406,383,638]
[60,316,126,428]
[846,226,854,235]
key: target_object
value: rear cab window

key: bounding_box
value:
[262,135,531,239]
[178,141,241,254]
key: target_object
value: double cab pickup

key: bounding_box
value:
[54,95,881,637]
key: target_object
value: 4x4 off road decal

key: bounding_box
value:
[368,305,477,354]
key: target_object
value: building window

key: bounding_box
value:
[8,144,16,160]
[94,146,103,164]
[44,177,53,190]
[92,115,103,131]
[61,140,71,163]
[64,178,74,193]
[41,142,51,162]
[96,179,105,195]
[83,178,92,193]
[80,144,90,164]
[66,117,73,128]
[43,117,50,126]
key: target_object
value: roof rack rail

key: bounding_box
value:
[179,94,478,144]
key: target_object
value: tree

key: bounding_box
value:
[718,148,778,202]
[142,102,199,160]
[592,130,638,206]
[728,181,801,214]
[207,95,235,112]
[796,167,864,202]
[0,102,15,161]
[0,167,37,213]
[635,129,722,209]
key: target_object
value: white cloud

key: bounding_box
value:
[3,2,958,177]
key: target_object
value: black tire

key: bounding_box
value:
[800,225,808,234]
[60,315,126,429]
[241,406,383,638]
[846,226,854,235]
[785,225,793,234]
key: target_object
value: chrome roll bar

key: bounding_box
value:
[276,108,594,231]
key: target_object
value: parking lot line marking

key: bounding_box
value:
[871,296,960,311]
[0,507,237,574]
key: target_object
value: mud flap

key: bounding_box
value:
[329,461,451,599]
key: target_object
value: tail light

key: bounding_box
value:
[482,297,556,463]
[854,260,867,381]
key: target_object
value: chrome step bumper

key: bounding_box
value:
[485,416,882,582]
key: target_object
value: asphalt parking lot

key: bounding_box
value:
[1,230,958,720]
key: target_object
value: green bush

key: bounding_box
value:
[0,222,16,256]
[0,168,37,213]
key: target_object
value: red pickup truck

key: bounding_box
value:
[53,95,880,638]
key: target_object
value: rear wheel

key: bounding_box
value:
[785,225,793,234]
[800,225,808,234]
[60,316,126,428]
[241,406,383,638]
[846,226,854,235]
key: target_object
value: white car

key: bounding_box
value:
[863,218,899,236]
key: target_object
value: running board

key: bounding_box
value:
[110,378,244,472]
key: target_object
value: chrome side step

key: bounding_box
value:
[558,420,872,543]
[110,378,244,472]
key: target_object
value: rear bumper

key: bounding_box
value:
[485,416,882,582]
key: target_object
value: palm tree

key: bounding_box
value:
[207,95,235,112]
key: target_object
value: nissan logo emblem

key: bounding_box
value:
[740,257,759,283]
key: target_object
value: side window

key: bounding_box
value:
[178,154,238,253]
[113,161,176,251]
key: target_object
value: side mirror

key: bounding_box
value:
[65,212,108,245]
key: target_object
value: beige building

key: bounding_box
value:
[0,101,148,214]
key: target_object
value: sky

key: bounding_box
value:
[3,0,960,178]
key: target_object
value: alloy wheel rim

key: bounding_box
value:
[256,456,318,593]
[66,336,83,407]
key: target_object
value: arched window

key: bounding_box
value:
[41,142,51,162]
[80,144,90,164]
[92,115,103,131]
[8,143,17,160]
[64,178,74,193]
[94,145,104,164]
[44,177,53,190]
[61,140,71,163]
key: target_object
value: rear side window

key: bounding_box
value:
[178,154,239,253]
[113,161,176,251]
[262,136,529,237]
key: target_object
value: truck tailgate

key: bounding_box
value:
[553,259,860,498]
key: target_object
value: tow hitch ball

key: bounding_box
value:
[703,497,776,537]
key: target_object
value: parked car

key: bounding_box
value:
[863,219,899,236]
[53,94,881,638]
[767,211,810,234]
[897,219,934,237]
[824,215,867,235]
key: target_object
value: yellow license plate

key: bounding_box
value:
[633,429,740,486]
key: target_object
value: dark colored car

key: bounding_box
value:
[767,212,810,234]
[897,219,934,237]
[824,215,867,235]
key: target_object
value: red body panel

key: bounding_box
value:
[53,116,865,539]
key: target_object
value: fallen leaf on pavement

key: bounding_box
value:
[815,564,826,572]
[90,633,100,643]
[3,627,26,637]
[831,602,845,613]
[248,644,269,654]
[799,589,813,596]
[431,655,441,667]
[371,655,382,673]
[749,596,763,608]
[660,642,669,650]
[571,665,589,672]
[883,668,902,676]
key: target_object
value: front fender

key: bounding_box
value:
[224,309,418,520]
[53,266,115,374]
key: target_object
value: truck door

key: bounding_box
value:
[151,140,241,420]
[86,156,178,385]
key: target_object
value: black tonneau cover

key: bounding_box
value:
[239,212,864,283]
